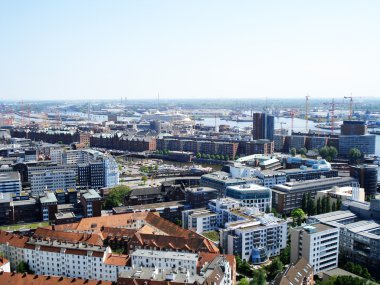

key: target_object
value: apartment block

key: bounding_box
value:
[290,224,339,274]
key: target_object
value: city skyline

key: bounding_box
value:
[1,1,380,101]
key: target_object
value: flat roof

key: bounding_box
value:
[131,249,198,260]
[0,171,20,181]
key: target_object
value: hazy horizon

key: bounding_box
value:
[1,1,380,101]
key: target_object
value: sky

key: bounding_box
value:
[1,1,380,101]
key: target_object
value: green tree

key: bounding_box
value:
[103,185,131,209]
[239,278,249,285]
[291,208,306,221]
[290,148,297,157]
[141,175,148,185]
[301,194,307,212]
[349,148,362,164]
[319,146,329,159]
[328,146,338,160]
[16,261,33,273]
[307,193,315,215]
[265,257,284,280]
[321,196,327,213]
[326,196,331,213]
[196,152,202,158]
[279,246,290,265]
[336,197,342,210]
[298,147,307,155]
[316,197,322,214]
[210,154,215,160]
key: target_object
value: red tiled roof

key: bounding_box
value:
[104,254,130,266]
[33,228,104,246]
[0,230,29,248]
[0,271,114,285]
[0,257,9,266]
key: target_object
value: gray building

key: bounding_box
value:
[339,134,376,157]
[0,171,22,196]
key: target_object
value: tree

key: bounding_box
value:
[298,147,307,155]
[141,175,148,185]
[316,197,322,214]
[336,197,342,210]
[196,152,201,158]
[16,261,33,273]
[328,146,338,160]
[301,194,307,212]
[306,193,315,215]
[103,185,131,209]
[265,204,271,213]
[254,269,266,285]
[326,196,331,213]
[290,148,297,157]
[319,146,329,159]
[291,208,306,221]
[321,196,327,213]
[279,246,290,265]
[265,257,284,280]
[332,201,336,212]
[239,278,249,285]
[349,148,362,164]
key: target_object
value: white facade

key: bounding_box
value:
[50,147,63,165]
[182,209,218,233]
[0,259,10,273]
[290,224,339,274]
[221,215,287,262]
[30,169,76,196]
[104,156,119,187]
[131,249,199,274]
[253,169,287,188]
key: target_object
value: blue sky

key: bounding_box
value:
[1,1,379,101]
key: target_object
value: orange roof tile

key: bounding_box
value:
[104,254,130,266]
[0,271,114,285]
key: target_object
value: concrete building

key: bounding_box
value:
[253,169,287,188]
[225,184,272,212]
[185,187,219,209]
[290,223,339,274]
[40,191,58,221]
[221,214,287,263]
[0,171,22,196]
[272,177,357,214]
[339,134,376,157]
[309,209,380,273]
[316,183,365,204]
[350,164,378,197]
[80,189,102,217]
[29,168,76,197]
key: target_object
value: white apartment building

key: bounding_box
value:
[0,235,130,282]
[290,223,339,274]
[130,249,199,275]
[29,169,76,196]
[253,169,287,188]
[182,209,218,233]
[225,184,272,212]
[220,214,287,263]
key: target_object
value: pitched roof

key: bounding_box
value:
[274,258,313,285]
[0,271,114,285]
[0,230,29,248]
[104,254,130,266]
[33,228,104,246]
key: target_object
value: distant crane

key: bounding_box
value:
[290,110,296,134]
[323,99,344,134]
[305,95,310,132]
[280,122,287,135]
[344,95,354,120]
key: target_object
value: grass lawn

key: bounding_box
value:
[0,222,49,231]
[202,230,220,242]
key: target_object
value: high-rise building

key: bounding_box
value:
[340,120,366,135]
[252,113,274,140]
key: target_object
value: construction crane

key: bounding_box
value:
[280,122,287,135]
[344,95,353,120]
[305,95,310,132]
[323,99,345,134]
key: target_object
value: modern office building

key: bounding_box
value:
[40,191,58,221]
[252,113,274,141]
[185,187,219,209]
[253,169,287,188]
[290,223,339,274]
[271,177,357,214]
[0,171,22,196]
[339,134,376,157]
[29,168,76,196]
[309,209,380,272]
[349,164,378,197]
[225,184,272,212]
[80,189,102,217]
